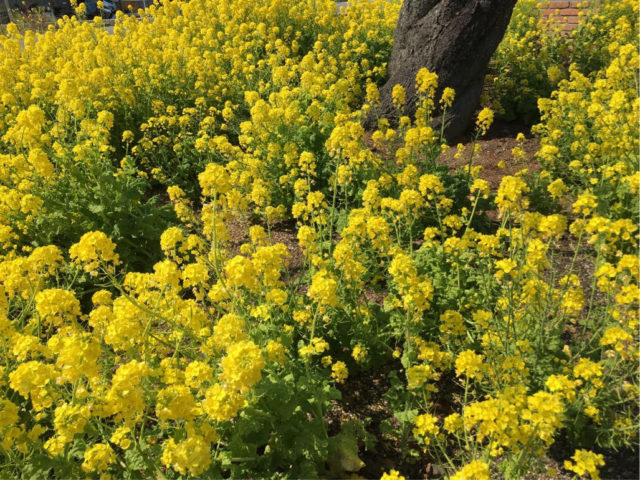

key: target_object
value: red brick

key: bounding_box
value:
[540,1,588,30]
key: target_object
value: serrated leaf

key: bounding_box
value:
[88,204,105,214]
[218,450,232,469]
[394,409,418,425]
[328,429,365,474]
[22,454,53,480]
[380,419,396,435]
[68,440,85,459]
[125,448,147,471]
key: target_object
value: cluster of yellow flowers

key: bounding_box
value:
[0,0,399,260]
[0,0,637,478]
[0,1,401,477]
[488,0,638,125]
[535,41,638,221]
[0,166,287,475]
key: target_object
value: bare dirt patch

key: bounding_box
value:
[439,121,540,188]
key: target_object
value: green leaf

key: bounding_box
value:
[380,419,396,436]
[88,203,105,214]
[327,428,365,474]
[394,409,418,425]
[68,440,85,460]
[125,448,147,471]
[21,454,53,480]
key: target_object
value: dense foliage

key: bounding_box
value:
[487,0,638,123]
[0,0,637,479]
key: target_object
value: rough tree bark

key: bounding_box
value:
[370,0,517,140]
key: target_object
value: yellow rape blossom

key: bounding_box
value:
[564,449,605,480]
[161,434,211,477]
[220,340,265,393]
[82,444,115,474]
[451,460,490,480]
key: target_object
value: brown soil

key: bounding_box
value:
[326,361,437,479]
[438,121,540,189]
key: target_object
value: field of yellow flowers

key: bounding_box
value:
[0,0,637,478]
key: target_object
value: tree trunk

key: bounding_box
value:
[371,0,517,140]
